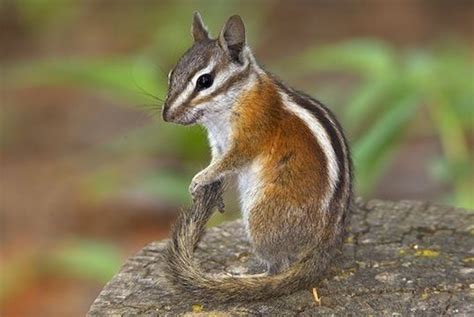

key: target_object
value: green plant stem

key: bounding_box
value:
[429,96,473,208]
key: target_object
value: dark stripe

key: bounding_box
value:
[295,92,346,192]
[172,62,251,120]
[187,61,251,107]
[171,89,199,120]
[202,62,251,101]
[166,67,204,107]
[296,92,353,230]
[274,80,349,207]
[166,51,214,107]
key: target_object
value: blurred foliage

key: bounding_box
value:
[0,239,121,303]
[50,240,121,282]
[9,57,163,101]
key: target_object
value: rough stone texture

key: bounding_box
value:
[88,199,474,316]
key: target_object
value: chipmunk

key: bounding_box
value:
[162,12,353,302]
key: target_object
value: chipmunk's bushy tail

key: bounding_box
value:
[163,183,342,302]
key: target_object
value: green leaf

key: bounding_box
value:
[429,157,474,209]
[353,94,419,194]
[105,123,208,160]
[286,40,397,79]
[82,164,194,206]
[49,240,121,282]
[138,170,192,205]
[15,0,78,31]
[342,80,391,134]
[6,57,165,103]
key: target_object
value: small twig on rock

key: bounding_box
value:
[312,287,321,306]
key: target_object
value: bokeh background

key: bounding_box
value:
[1,0,473,315]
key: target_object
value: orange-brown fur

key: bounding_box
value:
[228,76,329,264]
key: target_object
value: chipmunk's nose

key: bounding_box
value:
[162,102,171,122]
[162,107,169,122]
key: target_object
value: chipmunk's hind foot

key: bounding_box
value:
[264,253,300,275]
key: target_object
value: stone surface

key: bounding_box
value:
[88,199,474,316]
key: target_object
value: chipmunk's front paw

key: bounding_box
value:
[189,171,212,199]
[216,195,225,213]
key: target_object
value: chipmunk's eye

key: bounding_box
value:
[196,73,213,90]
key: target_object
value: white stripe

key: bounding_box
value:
[302,95,351,206]
[279,90,339,211]
[169,56,250,115]
[168,60,217,112]
[238,157,263,234]
[199,57,250,100]
[245,46,265,76]
[169,46,255,117]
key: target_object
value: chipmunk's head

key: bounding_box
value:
[163,12,255,125]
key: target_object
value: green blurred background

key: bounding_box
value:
[1,0,472,315]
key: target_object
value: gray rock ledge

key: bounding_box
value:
[88,199,473,316]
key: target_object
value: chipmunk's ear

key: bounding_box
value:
[219,15,246,63]
[191,12,210,42]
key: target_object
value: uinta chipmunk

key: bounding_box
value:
[162,13,353,302]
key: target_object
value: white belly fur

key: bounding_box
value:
[237,158,262,232]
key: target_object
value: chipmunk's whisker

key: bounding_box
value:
[132,76,166,103]
[133,103,163,119]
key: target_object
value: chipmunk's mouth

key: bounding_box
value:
[177,109,205,126]
[163,104,206,125]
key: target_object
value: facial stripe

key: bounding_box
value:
[192,61,251,105]
[170,67,220,120]
[167,60,217,114]
[170,89,199,121]
[168,56,251,121]
[279,90,339,212]
[196,57,249,99]
[166,47,215,108]
[165,47,253,123]
[167,69,173,85]
[192,48,253,104]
